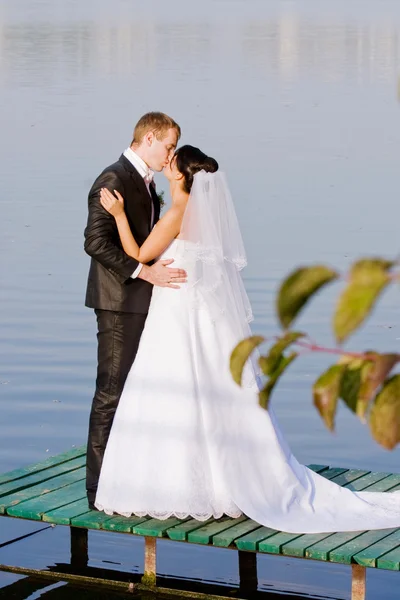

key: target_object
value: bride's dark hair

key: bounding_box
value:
[174,145,218,193]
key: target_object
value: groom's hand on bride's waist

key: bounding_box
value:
[138,259,187,289]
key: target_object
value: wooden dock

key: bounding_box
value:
[1,446,400,599]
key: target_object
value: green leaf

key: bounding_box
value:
[333,259,393,344]
[339,358,365,415]
[277,266,338,330]
[358,353,398,411]
[230,336,264,386]
[369,375,400,450]
[258,353,297,410]
[259,354,283,378]
[259,332,304,376]
[313,365,345,431]
[351,258,395,274]
[337,353,398,422]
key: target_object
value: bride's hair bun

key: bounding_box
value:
[174,145,219,193]
[203,156,218,173]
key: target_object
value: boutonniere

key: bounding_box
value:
[157,191,166,211]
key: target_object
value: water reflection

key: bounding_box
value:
[0,570,333,600]
[0,576,132,599]
[0,14,399,85]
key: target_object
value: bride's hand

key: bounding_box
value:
[100,188,125,218]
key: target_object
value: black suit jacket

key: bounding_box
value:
[84,154,160,313]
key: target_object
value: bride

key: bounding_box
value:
[95,144,400,533]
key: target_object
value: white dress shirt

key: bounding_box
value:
[122,147,155,278]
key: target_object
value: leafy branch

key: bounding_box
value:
[230,257,400,450]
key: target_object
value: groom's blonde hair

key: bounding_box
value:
[132,112,181,145]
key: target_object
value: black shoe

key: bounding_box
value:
[87,499,100,511]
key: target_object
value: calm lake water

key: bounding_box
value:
[1,0,400,597]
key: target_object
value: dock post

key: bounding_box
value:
[142,537,157,586]
[70,526,88,569]
[238,550,258,593]
[351,564,366,600]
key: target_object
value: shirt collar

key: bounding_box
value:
[123,147,154,181]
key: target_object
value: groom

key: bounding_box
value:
[84,112,185,509]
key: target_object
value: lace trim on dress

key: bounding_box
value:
[94,504,243,521]
[185,241,248,271]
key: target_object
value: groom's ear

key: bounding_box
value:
[144,131,154,146]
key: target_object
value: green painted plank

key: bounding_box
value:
[343,472,392,491]
[0,456,86,499]
[307,465,329,473]
[167,518,214,541]
[42,498,90,525]
[319,467,348,480]
[329,469,369,487]
[0,446,86,486]
[235,526,278,551]
[354,529,400,568]
[102,515,150,533]
[7,480,85,520]
[390,484,400,491]
[306,531,366,561]
[281,533,336,558]
[71,510,116,529]
[132,517,185,537]
[358,476,400,494]
[376,544,400,570]
[188,516,247,545]
[329,528,398,564]
[259,532,304,554]
[58,506,149,532]
[359,474,400,492]
[1,469,85,515]
[213,519,261,548]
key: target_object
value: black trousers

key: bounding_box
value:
[86,309,147,503]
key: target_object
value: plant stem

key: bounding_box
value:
[295,340,400,362]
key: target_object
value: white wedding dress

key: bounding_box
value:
[95,174,400,534]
